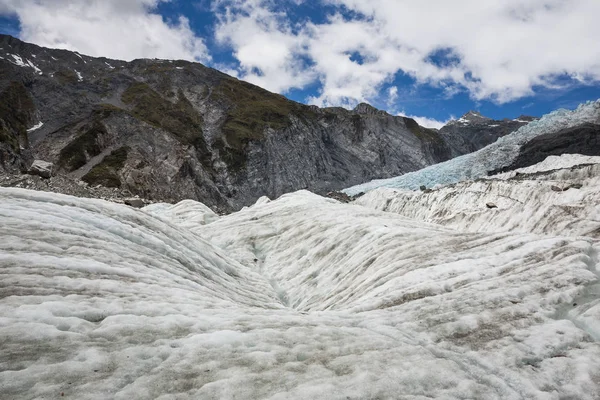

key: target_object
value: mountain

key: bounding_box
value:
[0,35,533,211]
[440,110,537,157]
[344,100,600,194]
[0,34,459,211]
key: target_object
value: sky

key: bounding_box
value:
[1,0,599,128]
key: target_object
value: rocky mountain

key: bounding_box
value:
[440,110,536,157]
[344,100,600,195]
[0,34,530,210]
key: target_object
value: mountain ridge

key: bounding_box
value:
[0,34,531,210]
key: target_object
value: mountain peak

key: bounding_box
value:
[455,110,492,124]
[353,103,388,116]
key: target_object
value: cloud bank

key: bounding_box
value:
[215,0,600,107]
[2,0,598,113]
[0,0,210,62]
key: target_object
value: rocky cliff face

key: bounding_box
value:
[488,123,600,174]
[0,35,528,210]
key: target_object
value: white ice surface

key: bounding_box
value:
[344,100,600,195]
[1,188,600,399]
[355,157,600,238]
[143,199,220,228]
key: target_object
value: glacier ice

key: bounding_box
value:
[2,187,600,399]
[355,154,600,238]
[344,100,600,195]
[143,199,220,228]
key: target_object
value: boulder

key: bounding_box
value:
[486,202,498,209]
[28,160,54,179]
[326,191,352,203]
[124,198,145,208]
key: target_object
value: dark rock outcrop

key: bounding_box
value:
[488,123,600,175]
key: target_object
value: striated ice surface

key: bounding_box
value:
[143,199,219,228]
[344,100,600,195]
[2,187,599,398]
[356,156,600,237]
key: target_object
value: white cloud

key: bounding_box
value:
[387,86,398,106]
[398,113,452,130]
[215,0,600,107]
[325,0,600,103]
[3,0,598,115]
[214,0,314,93]
[0,0,210,62]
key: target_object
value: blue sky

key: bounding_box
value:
[1,0,599,128]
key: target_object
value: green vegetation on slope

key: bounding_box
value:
[57,104,125,172]
[82,146,129,187]
[122,83,204,144]
[58,121,105,171]
[213,77,317,172]
[0,81,35,152]
[215,78,297,149]
[121,82,212,169]
[54,69,79,85]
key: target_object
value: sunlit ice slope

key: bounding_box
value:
[344,100,600,195]
[2,188,600,398]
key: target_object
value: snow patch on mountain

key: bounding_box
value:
[7,53,42,74]
[344,100,600,195]
[27,121,44,132]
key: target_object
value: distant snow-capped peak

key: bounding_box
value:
[451,110,492,125]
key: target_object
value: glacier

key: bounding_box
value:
[355,154,600,238]
[344,100,600,195]
[1,181,600,399]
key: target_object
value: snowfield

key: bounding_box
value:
[1,176,600,398]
